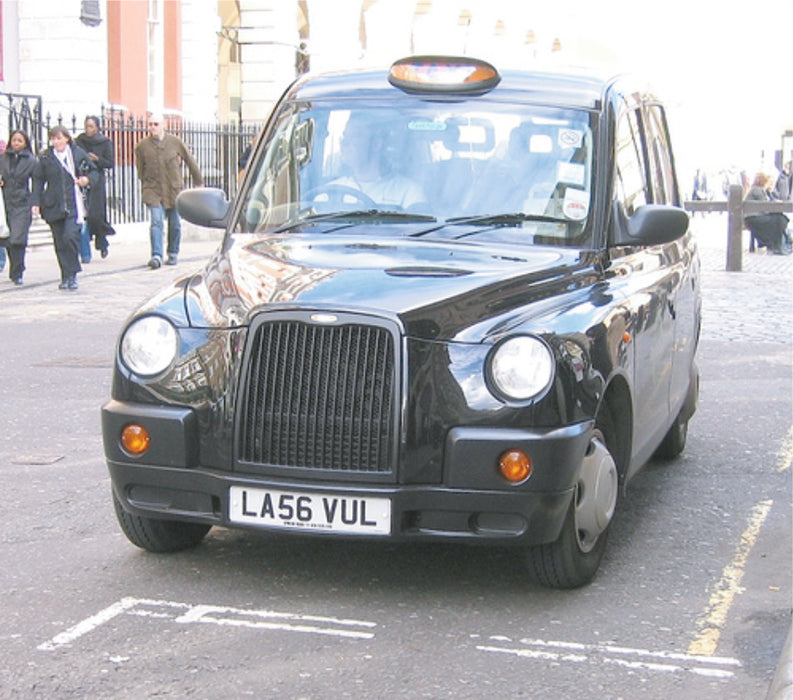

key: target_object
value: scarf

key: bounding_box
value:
[55,146,86,224]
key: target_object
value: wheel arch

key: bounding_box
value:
[597,373,632,484]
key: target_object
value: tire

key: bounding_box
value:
[523,422,619,589]
[653,411,688,460]
[112,488,210,553]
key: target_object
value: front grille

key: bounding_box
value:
[237,314,398,476]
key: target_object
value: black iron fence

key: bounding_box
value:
[3,92,262,225]
[95,107,261,225]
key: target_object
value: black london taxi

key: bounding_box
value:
[103,56,700,588]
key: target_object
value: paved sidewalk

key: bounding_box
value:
[691,215,792,346]
[1,221,220,295]
[692,212,793,275]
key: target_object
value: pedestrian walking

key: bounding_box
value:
[0,130,36,285]
[32,125,98,290]
[134,113,203,269]
[75,115,116,262]
[692,168,709,201]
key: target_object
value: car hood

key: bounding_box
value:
[184,233,598,342]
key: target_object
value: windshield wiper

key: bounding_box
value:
[408,212,567,238]
[446,213,567,226]
[273,210,436,233]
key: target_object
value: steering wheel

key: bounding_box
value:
[303,184,376,210]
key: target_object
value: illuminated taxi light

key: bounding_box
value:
[497,449,532,483]
[389,56,500,94]
[121,424,151,456]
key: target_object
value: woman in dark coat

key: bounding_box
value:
[0,130,36,285]
[744,173,791,255]
[75,115,116,260]
[32,125,98,290]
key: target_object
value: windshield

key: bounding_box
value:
[236,99,596,247]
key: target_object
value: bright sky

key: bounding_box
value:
[323,0,793,179]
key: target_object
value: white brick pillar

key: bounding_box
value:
[303,0,362,73]
[239,0,300,123]
[180,0,220,121]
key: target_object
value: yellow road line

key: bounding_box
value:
[687,499,774,657]
[777,425,793,472]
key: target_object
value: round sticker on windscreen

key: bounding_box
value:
[562,188,589,220]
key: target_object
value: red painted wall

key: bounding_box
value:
[107,0,182,116]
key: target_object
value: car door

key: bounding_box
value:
[642,103,699,419]
[611,102,677,467]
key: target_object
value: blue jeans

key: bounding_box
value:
[0,242,6,269]
[80,222,92,262]
[148,205,181,260]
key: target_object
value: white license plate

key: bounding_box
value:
[228,486,391,536]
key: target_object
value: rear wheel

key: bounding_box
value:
[523,423,619,589]
[112,489,210,553]
[653,410,688,460]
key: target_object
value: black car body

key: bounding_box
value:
[103,57,700,588]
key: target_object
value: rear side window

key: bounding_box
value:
[643,105,678,206]
[614,108,647,215]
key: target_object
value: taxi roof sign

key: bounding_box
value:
[388,56,500,95]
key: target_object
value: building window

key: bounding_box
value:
[147,0,164,109]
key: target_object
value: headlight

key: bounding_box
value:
[489,335,554,401]
[120,315,179,377]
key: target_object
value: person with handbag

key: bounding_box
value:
[32,125,98,290]
[0,130,36,285]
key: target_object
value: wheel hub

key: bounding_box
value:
[575,430,618,552]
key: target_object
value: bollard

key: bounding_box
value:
[726,184,744,272]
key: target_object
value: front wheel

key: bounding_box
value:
[112,489,210,553]
[523,427,619,589]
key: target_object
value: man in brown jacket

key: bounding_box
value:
[135,114,203,268]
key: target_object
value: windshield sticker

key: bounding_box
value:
[558,129,583,149]
[562,188,589,220]
[408,120,447,131]
[557,161,586,186]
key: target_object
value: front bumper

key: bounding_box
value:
[103,399,592,546]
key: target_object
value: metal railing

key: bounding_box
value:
[3,92,261,225]
[2,92,45,152]
[97,108,261,225]
[684,185,793,271]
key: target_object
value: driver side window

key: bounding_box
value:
[239,111,302,231]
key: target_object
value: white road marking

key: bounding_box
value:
[37,597,140,651]
[173,603,376,638]
[687,498,774,656]
[38,597,376,650]
[476,636,741,679]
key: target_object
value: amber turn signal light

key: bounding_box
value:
[498,449,532,483]
[121,423,151,456]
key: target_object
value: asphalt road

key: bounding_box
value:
[0,219,790,698]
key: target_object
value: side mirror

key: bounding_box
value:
[610,203,689,247]
[176,188,230,229]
